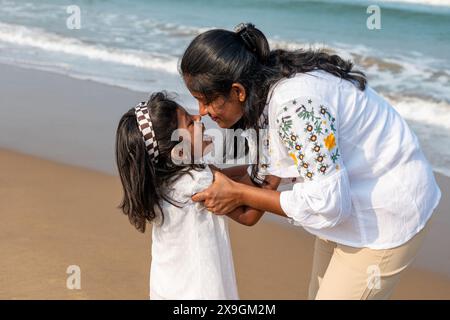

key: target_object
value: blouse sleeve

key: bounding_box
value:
[274,96,352,229]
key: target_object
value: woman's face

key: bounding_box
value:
[186,82,246,128]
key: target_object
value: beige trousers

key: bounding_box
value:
[308,218,432,300]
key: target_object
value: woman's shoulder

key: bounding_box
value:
[267,71,343,122]
[268,70,343,106]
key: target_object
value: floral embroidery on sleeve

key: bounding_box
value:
[276,97,341,181]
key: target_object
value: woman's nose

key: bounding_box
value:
[198,102,209,116]
[192,114,202,122]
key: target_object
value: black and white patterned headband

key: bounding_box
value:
[135,101,159,163]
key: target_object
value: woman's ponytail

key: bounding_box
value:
[234,23,270,65]
[268,48,366,90]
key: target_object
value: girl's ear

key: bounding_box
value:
[231,83,246,102]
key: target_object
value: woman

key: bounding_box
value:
[180,23,441,299]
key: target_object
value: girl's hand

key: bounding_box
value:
[192,171,242,215]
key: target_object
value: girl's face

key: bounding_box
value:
[176,107,212,159]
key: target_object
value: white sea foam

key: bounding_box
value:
[0,22,179,74]
[379,0,450,6]
[388,96,450,177]
[318,0,450,9]
[2,21,448,102]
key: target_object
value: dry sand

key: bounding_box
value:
[0,149,449,299]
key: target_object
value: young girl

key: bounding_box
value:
[115,91,243,299]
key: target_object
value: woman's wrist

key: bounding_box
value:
[233,181,286,217]
[232,179,249,207]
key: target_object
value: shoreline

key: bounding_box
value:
[0,148,449,299]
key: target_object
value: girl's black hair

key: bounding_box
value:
[115,91,203,233]
[180,23,366,183]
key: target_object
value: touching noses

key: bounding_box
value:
[192,114,202,122]
[198,101,209,117]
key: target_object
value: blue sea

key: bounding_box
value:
[1,0,450,175]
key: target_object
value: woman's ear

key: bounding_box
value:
[231,83,246,103]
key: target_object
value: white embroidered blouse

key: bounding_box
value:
[254,70,441,249]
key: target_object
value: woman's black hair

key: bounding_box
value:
[115,91,203,233]
[180,23,366,183]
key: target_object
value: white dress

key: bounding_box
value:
[149,166,239,300]
[253,70,441,249]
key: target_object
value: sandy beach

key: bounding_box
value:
[0,63,449,299]
[0,149,449,300]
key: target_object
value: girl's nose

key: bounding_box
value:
[192,114,202,122]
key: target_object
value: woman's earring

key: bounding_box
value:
[171,146,190,164]
[171,147,182,164]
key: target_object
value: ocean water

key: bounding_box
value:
[0,0,449,175]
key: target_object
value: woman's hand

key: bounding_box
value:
[192,171,243,215]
